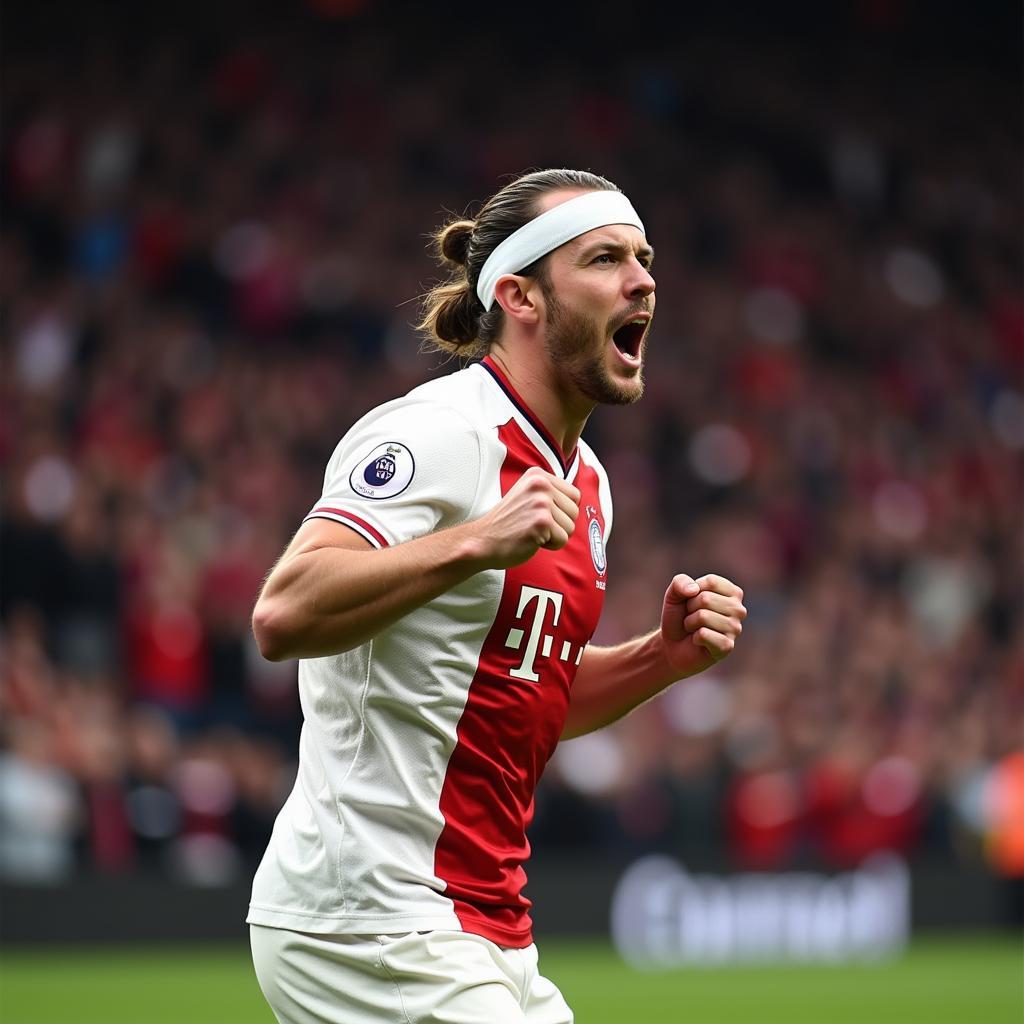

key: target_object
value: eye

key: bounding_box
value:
[592,253,616,265]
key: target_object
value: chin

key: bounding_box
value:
[575,360,645,406]
[608,378,645,406]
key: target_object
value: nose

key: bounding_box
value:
[626,258,656,300]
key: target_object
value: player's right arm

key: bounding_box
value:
[252,466,579,661]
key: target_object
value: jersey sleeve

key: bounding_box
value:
[305,398,483,549]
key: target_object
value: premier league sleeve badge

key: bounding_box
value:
[349,442,416,499]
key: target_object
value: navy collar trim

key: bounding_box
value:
[479,356,577,477]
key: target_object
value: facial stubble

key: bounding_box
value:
[541,287,646,407]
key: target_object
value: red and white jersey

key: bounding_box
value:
[247,356,612,948]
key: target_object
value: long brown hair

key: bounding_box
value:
[417,169,621,358]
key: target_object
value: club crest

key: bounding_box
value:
[589,516,606,575]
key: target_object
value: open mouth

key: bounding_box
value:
[612,318,648,359]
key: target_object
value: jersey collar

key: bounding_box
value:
[479,356,580,480]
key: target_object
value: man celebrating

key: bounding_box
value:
[248,169,746,1023]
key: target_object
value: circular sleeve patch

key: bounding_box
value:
[349,442,416,499]
[589,517,607,575]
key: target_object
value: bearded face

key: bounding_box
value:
[541,281,648,407]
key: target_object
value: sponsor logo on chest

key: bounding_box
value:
[503,585,584,682]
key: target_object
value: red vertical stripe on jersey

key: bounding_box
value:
[432,418,607,947]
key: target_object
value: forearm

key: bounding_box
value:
[253,524,489,660]
[562,631,683,739]
[252,466,582,661]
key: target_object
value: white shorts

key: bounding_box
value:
[249,925,574,1024]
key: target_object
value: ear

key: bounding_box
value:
[492,274,541,326]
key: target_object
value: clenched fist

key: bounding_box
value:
[659,573,746,678]
[468,466,580,570]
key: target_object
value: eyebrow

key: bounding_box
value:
[577,239,656,265]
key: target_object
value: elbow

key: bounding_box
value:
[251,599,295,662]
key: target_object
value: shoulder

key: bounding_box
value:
[404,363,497,428]
[312,367,493,541]
[320,366,491,514]
[360,364,490,436]
[339,367,488,455]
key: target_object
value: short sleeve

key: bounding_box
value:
[304,398,483,548]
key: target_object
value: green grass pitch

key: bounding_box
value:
[0,935,1019,1023]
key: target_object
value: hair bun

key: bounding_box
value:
[438,220,475,267]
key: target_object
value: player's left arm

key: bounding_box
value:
[561,574,745,740]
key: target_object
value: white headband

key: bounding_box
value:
[475,190,645,311]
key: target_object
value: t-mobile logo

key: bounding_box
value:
[504,585,583,682]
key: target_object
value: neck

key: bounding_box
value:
[486,345,593,460]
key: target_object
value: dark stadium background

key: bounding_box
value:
[1,0,1021,990]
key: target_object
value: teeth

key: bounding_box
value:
[629,318,646,325]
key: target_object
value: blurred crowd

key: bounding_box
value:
[2,3,1021,888]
